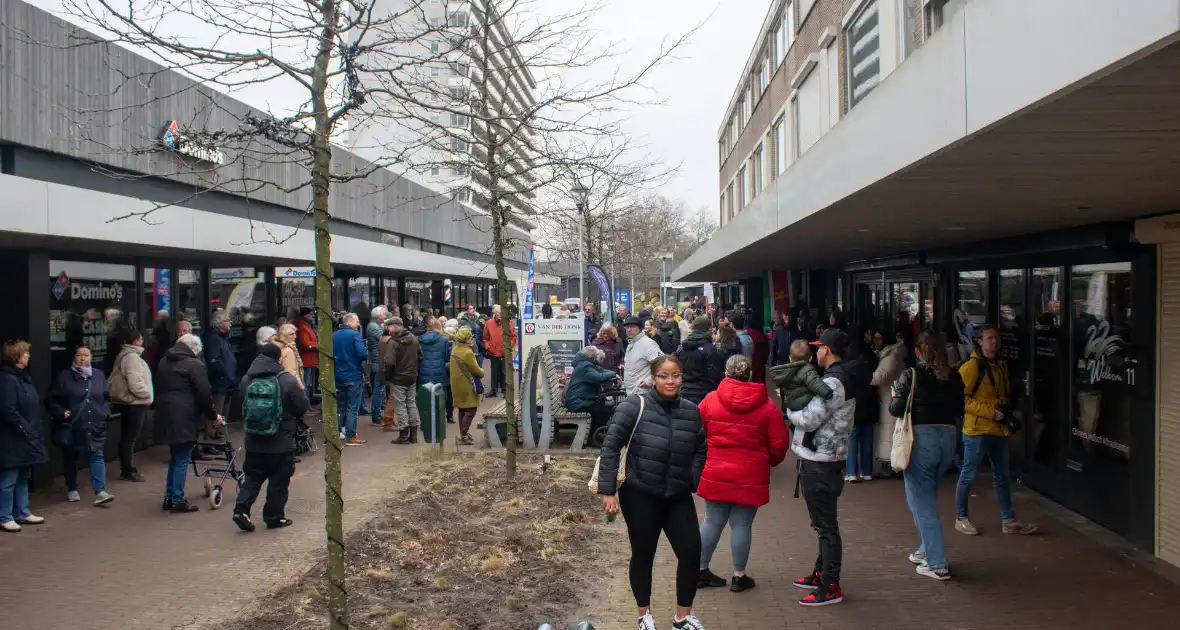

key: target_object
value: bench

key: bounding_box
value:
[536,347,591,452]
[483,348,540,449]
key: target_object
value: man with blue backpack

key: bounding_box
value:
[232,343,310,532]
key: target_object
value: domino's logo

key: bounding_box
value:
[52,272,70,300]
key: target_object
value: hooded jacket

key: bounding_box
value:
[872,341,908,387]
[0,364,48,468]
[623,333,663,396]
[417,330,452,387]
[296,318,319,368]
[592,336,624,373]
[656,319,681,354]
[332,326,367,383]
[482,316,516,358]
[239,355,310,453]
[383,328,421,387]
[676,330,724,404]
[565,353,617,412]
[153,342,216,446]
[108,344,154,406]
[736,329,754,359]
[449,341,484,409]
[47,366,111,453]
[769,360,833,412]
[696,378,789,507]
[785,361,857,462]
[595,389,707,498]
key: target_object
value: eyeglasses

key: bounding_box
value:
[654,373,683,382]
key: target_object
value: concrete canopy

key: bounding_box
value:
[674,0,1180,281]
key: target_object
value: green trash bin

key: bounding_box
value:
[417,383,447,444]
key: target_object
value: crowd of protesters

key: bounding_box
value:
[590,298,1040,629]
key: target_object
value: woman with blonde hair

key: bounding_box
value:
[273,323,305,390]
[592,323,624,373]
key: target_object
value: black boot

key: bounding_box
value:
[392,429,410,444]
[410,426,419,443]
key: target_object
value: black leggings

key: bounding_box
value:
[619,484,700,609]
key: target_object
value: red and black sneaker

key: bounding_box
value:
[792,571,822,590]
[799,584,844,607]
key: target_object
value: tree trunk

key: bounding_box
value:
[492,202,517,479]
[312,3,349,626]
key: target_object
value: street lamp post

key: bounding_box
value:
[571,183,589,309]
[658,252,673,308]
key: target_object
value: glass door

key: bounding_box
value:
[1066,262,1134,535]
[1024,267,1066,495]
[997,269,1030,463]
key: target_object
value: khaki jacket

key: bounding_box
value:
[274,340,304,390]
[109,344,154,406]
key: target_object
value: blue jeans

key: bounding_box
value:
[699,500,759,574]
[956,434,1016,522]
[904,425,957,570]
[846,422,875,477]
[166,441,194,505]
[369,363,386,424]
[337,379,363,439]
[62,446,106,494]
[0,466,33,523]
[303,367,317,394]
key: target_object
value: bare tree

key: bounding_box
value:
[345,0,698,477]
[9,0,465,626]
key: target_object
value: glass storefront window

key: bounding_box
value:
[349,276,374,310]
[891,282,919,344]
[331,277,346,312]
[382,280,397,312]
[49,260,135,377]
[406,280,432,315]
[279,277,314,322]
[998,269,1024,364]
[210,267,265,376]
[953,271,989,363]
[1071,262,1134,458]
[142,266,172,370]
[178,268,204,337]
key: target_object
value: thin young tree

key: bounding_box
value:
[345,0,699,477]
[16,0,456,626]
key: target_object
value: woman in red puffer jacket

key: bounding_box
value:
[695,354,790,593]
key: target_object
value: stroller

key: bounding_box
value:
[295,420,318,455]
[589,384,626,448]
[191,438,244,510]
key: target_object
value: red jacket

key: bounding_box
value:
[296,319,319,368]
[482,316,517,358]
[696,377,789,507]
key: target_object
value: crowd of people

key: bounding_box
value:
[589,303,1040,630]
[0,300,513,532]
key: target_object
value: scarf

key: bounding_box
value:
[72,363,93,379]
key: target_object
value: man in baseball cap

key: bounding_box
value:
[788,325,857,607]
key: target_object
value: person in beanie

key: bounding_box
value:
[232,343,309,532]
[786,328,857,607]
[449,327,485,445]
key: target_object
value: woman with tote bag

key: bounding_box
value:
[889,332,964,581]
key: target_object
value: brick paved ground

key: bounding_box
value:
[0,402,486,630]
[588,458,1180,630]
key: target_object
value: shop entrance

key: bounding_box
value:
[954,263,1140,536]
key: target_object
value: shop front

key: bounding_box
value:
[842,226,1156,551]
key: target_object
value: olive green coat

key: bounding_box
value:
[449,341,485,410]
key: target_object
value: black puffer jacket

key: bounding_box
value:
[596,390,707,498]
[153,342,216,446]
[676,331,724,404]
[889,363,965,426]
[656,320,681,354]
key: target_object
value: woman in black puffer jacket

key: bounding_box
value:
[598,354,708,630]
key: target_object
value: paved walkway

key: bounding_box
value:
[590,459,1180,630]
[0,407,453,630]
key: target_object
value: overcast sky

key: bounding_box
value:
[31,0,770,218]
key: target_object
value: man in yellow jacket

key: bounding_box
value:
[954,325,1038,536]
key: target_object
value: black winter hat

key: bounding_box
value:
[260,343,282,361]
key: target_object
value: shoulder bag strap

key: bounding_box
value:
[904,368,917,417]
[624,395,645,449]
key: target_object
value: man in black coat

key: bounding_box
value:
[154,335,219,513]
[656,307,681,354]
[232,344,310,532]
[676,316,724,404]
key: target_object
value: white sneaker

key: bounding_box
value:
[94,491,115,506]
[66,490,80,502]
[17,514,44,525]
[908,550,926,565]
[859,474,873,481]
[672,614,706,629]
[0,520,20,533]
[843,474,857,482]
[339,431,346,440]
[916,563,951,581]
[637,612,657,630]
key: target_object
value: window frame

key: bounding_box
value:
[845,0,882,110]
